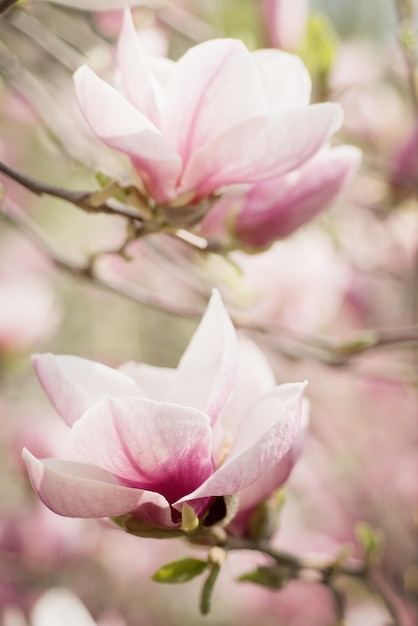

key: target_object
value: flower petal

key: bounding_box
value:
[33,353,145,427]
[31,589,96,626]
[165,289,238,425]
[117,10,161,127]
[162,39,268,165]
[176,382,307,502]
[179,103,343,199]
[212,336,276,463]
[252,49,311,111]
[70,397,214,504]
[118,361,177,401]
[22,449,174,527]
[74,65,182,203]
[227,399,309,536]
[235,145,362,248]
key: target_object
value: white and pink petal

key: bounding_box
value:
[118,361,177,401]
[74,65,182,203]
[252,48,311,112]
[176,382,306,503]
[22,449,175,528]
[179,103,343,199]
[117,10,161,127]
[165,289,238,425]
[161,38,268,164]
[70,397,214,504]
[33,353,145,428]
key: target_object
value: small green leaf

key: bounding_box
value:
[299,14,337,93]
[238,565,292,589]
[95,171,112,188]
[356,522,385,560]
[152,558,208,584]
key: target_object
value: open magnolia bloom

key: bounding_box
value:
[74,10,343,209]
[23,291,307,535]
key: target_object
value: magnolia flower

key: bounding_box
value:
[201,145,361,249]
[390,124,418,198]
[74,10,343,208]
[23,291,306,533]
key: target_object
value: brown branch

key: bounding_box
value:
[3,197,418,369]
[0,0,19,16]
[0,160,145,223]
[224,537,404,626]
[1,198,202,321]
[394,0,418,339]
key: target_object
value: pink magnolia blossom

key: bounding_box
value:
[74,10,343,207]
[201,145,361,249]
[390,123,418,198]
[23,291,306,531]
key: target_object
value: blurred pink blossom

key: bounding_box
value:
[390,123,418,197]
[0,279,58,352]
[262,0,309,52]
[221,230,351,332]
[30,588,98,626]
[0,233,59,352]
[74,10,343,207]
[23,291,306,531]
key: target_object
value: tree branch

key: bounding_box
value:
[224,536,404,626]
[0,0,19,16]
[3,197,418,371]
[0,160,145,223]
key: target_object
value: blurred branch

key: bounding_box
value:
[1,198,202,320]
[395,0,418,114]
[0,0,19,16]
[3,198,418,375]
[0,160,145,223]
[154,0,220,42]
[224,537,404,626]
[395,0,418,334]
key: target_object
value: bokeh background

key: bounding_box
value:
[0,1,417,624]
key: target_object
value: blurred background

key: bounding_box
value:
[0,1,417,624]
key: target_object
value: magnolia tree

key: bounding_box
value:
[0,0,417,625]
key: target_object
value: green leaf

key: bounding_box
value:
[356,522,385,559]
[299,14,337,92]
[95,171,112,189]
[152,558,208,584]
[238,565,292,590]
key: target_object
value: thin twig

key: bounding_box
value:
[0,160,145,223]
[224,537,404,626]
[3,198,418,368]
[1,198,202,320]
[0,0,19,16]
[395,0,418,334]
